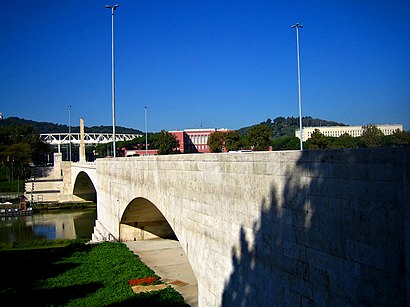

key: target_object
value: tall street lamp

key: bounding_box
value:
[105,4,119,157]
[68,105,72,161]
[291,22,303,151]
[145,106,148,156]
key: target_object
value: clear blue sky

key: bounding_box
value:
[1,0,409,132]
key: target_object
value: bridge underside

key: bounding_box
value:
[73,172,97,202]
[120,197,176,241]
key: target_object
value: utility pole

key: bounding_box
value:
[145,106,148,156]
[291,22,304,150]
[105,4,119,157]
[68,105,72,161]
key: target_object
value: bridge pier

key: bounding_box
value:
[92,220,117,242]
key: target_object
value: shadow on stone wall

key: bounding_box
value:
[222,148,407,306]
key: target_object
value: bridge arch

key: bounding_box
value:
[120,197,176,241]
[73,171,97,202]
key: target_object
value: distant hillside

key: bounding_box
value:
[238,116,347,139]
[1,116,345,138]
[0,117,144,134]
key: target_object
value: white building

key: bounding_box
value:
[295,124,403,142]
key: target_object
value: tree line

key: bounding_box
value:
[97,123,409,156]
[208,124,410,152]
[95,130,180,157]
[0,125,50,187]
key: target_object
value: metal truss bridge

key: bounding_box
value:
[40,133,142,148]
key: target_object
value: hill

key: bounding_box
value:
[238,116,347,139]
[0,117,144,135]
[0,116,346,138]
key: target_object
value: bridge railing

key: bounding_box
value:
[72,161,97,169]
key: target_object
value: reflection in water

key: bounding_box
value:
[0,208,97,242]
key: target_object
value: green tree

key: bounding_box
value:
[305,129,329,150]
[383,129,410,147]
[328,133,360,149]
[0,143,33,179]
[361,125,384,148]
[207,130,243,152]
[153,130,180,155]
[224,131,242,151]
[0,125,50,182]
[271,137,300,151]
[208,131,226,153]
[249,124,271,151]
[239,134,252,150]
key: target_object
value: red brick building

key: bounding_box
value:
[170,128,229,153]
[120,128,229,156]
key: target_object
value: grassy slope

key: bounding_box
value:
[0,241,188,306]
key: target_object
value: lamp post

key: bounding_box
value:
[68,105,72,161]
[291,22,303,151]
[105,4,119,157]
[145,106,148,156]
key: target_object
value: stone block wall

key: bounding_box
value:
[220,148,408,307]
[93,147,409,306]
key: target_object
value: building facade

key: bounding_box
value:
[171,128,229,153]
[295,124,403,142]
[121,128,229,156]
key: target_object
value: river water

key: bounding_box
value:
[0,208,97,242]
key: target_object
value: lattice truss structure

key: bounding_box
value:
[40,133,142,146]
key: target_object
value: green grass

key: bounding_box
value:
[0,241,189,306]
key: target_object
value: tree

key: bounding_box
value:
[224,131,242,151]
[361,125,384,148]
[249,124,271,151]
[271,137,300,151]
[153,130,180,155]
[328,133,360,149]
[383,129,410,147]
[0,125,50,181]
[207,130,243,152]
[0,143,33,179]
[305,129,329,150]
[208,131,226,153]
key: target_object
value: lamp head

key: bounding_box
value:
[105,5,111,9]
[291,23,303,28]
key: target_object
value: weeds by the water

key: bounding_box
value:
[0,241,188,306]
[33,202,96,210]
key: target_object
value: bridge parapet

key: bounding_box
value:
[72,161,96,168]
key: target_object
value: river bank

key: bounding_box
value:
[0,201,96,213]
[32,201,96,211]
[0,240,188,306]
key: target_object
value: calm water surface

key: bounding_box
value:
[0,208,97,242]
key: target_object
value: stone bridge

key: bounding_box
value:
[71,148,409,306]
